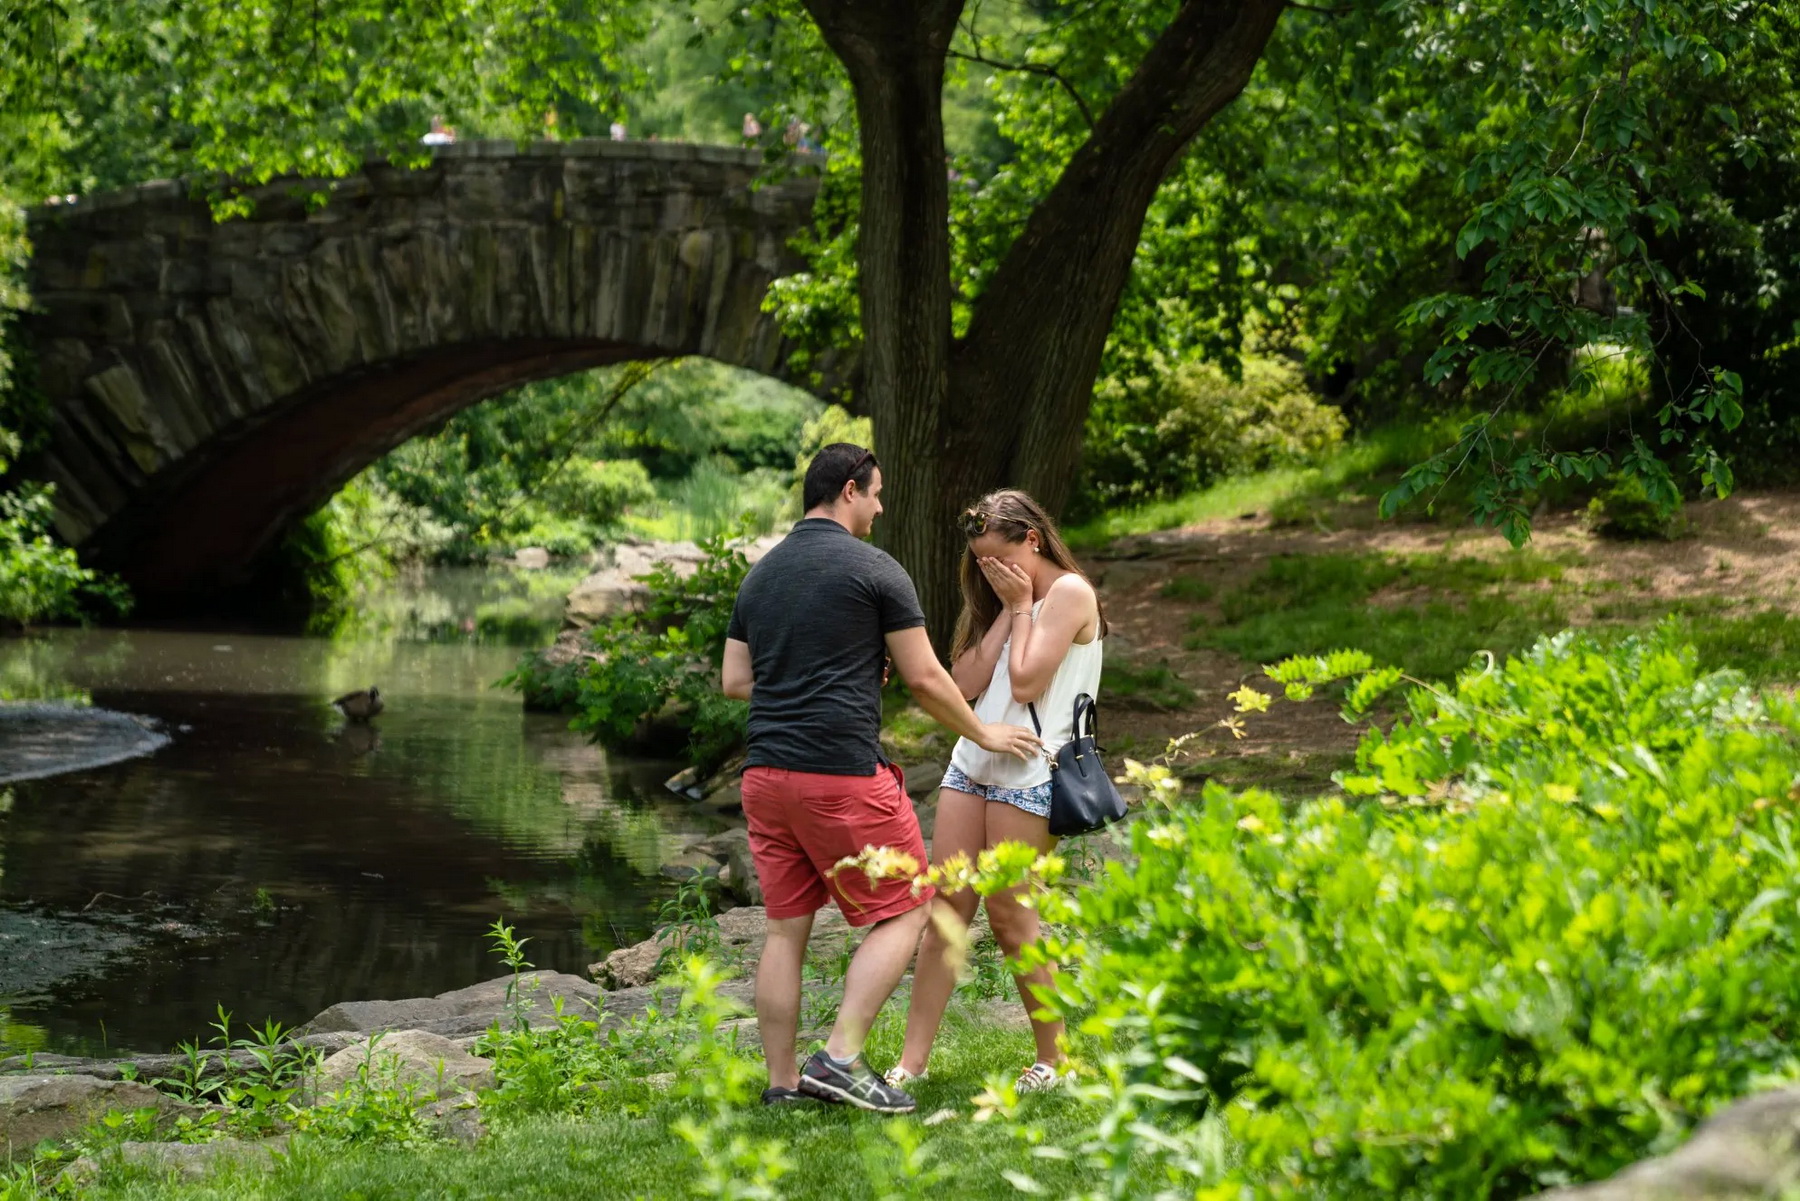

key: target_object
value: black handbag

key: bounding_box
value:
[1027,692,1129,837]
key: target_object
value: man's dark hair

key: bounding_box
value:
[803,443,879,511]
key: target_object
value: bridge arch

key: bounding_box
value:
[21,142,821,608]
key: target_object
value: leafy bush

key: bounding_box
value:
[1045,626,1800,1197]
[1585,474,1687,540]
[0,484,130,627]
[1078,354,1348,516]
[536,458,659,533]
[475,922,683,1121]
[506,529,753,766]
[292,1035,442,1149]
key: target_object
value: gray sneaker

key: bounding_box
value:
[795,1050,917,1113]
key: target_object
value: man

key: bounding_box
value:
[721,443,1041,1113]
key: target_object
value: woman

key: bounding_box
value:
[886,489,1106,1093]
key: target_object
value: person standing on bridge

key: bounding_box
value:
[720,444,1040,1113]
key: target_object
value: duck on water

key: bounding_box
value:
[331,687,383,721]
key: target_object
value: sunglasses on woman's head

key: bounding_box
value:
[957,509,988,537]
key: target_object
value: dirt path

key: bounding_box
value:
[1083,490,1800,794]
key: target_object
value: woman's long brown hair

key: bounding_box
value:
[950,489,1109,660]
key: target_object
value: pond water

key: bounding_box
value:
[0,566,720,1058]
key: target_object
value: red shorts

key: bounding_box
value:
[741,763,933,927]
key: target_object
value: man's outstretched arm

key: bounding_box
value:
[722,638,754,700]
[885,626,1040,760]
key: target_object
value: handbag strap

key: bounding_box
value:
[1026,696,1097,741]
[1072,693,1098,743]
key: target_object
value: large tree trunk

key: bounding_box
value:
[803,0,968,643]
[951,0,1291,519]
[809,0,1287,648]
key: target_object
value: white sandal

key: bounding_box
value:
[1015,1062,1066,1093]
[883,1064,926,1088]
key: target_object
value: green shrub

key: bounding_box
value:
[1046,626,1800,1197]
[539,458,658,528]
[0,484,130,627]
[1078,354,1348,515]
[505,528,752,766]
[1585,474,1687,540]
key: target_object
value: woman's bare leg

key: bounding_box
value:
[895,787,987,1076]
[982,801,1064,1068]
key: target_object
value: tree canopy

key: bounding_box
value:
[3,0,1797,632]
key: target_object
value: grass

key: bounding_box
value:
[1065,420,1455,547]
[1101,659,1197,711]
[1661,608,1800,683]
[1187,547,1800,691]
[1159,575,1215,603]
[880,689,951,766]
[1193,551,1570,682]
[1066,365,1650,550]
[1198,750,1359,797]
[78,1004,1109,1201]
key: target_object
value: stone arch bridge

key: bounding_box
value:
[20,142,821,609]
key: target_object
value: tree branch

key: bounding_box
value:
[947,46,1096,129]
[952,0,1291,509]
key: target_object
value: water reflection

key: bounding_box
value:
[0,566,720,1056]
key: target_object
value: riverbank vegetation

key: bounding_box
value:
[8,627,1800,1197]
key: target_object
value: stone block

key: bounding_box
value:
[1534,1085,1800,1199]
[85,363,174,473]
[308,1030,494,1101]
[299,997,455,1035]
[0,1075,196,1148]
[420,1091,486,1144]
[720,846,763,907]
[434,970,600,1017]
[661,850,724,881]
[901,763,947,797]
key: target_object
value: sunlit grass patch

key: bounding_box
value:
[79,1003,1120,1201]
[1664,608,1800,683]
[1067,420,1456,546]
[1194,550,1570,682]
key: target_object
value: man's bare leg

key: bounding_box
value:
[757,912,815,1089]
[824,903,931,1062]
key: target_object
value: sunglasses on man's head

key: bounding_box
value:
[842,449,876,490]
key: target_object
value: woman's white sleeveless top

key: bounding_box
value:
[948,598,1104,790]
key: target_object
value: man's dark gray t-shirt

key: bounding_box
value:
[726,518,926,775]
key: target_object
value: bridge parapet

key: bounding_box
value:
[21,142,821,606]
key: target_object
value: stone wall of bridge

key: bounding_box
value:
[21,141,821,606]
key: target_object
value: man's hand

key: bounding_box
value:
[974,722,1042,761]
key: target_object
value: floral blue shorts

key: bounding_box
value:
[939,764,1053,819]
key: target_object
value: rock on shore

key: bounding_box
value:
[0,1074,199,1147]
[562,536,781,629]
